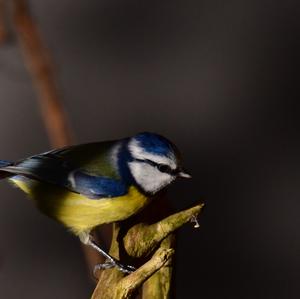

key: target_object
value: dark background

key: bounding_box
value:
[0,0,299,298]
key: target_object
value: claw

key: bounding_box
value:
[85,236,136,275]
[93,261,136,275]
[115,261,136,274]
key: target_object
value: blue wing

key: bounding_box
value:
[69,171,127,199]
[1,152,127,199]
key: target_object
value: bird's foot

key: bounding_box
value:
[93,260,136,275]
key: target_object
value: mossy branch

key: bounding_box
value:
[141,235,175,299]
[113,248,174,299]
[92,202,204,299]
[124,203,204,258]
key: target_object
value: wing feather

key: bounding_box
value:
[2,142,127,199]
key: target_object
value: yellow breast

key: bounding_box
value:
[10,177,149,235]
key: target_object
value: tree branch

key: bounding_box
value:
[124,203,204,258]
[10,0,102,275]
[113,248,174,299]
[11,0,72,147]
[92,202,204,299]
[141,235,175,299]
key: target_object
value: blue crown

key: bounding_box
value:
[133,132,176,157]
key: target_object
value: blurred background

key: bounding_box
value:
[0,0,299,298]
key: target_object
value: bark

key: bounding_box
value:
[91,200,204,299]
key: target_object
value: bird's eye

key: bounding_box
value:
[157,164,171,173]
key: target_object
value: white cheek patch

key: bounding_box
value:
[128,139,177,170]
[128,161,174,194]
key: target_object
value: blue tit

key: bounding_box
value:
[0,132,191,273]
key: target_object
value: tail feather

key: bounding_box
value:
[0,160,14,179]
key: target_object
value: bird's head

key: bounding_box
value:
[127,132,191,194]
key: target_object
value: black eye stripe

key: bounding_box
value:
[133,158,178,175]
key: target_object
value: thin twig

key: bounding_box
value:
[11,0,72,147]
[10,0,101,274]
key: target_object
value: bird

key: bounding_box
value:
[0,132,191,273]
